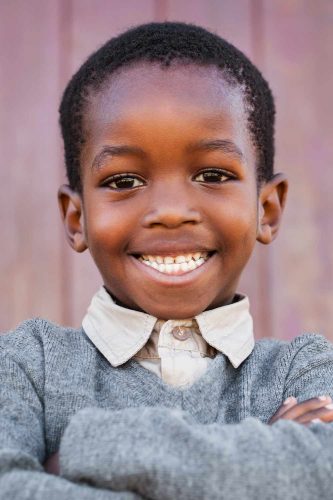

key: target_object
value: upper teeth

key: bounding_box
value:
[141,252,208,264]
[138,252,210,274]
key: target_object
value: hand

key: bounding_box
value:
[269,395,333,426]
[44,451,60,475]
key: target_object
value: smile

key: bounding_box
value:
[137,251,212,275]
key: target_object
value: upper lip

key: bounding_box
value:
[130,246,215,257]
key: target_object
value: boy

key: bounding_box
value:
[1,22,333,499]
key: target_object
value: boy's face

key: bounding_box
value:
[59,63,286,319]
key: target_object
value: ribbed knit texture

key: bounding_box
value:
[1,318,333,499]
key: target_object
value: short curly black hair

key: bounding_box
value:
[59,22,275,192]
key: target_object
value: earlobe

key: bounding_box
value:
[58,185,87,253]
[257,173,288,245]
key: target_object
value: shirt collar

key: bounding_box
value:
[82,286,254,368]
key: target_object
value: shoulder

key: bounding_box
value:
[0,318,89,363]
[252,333,333,385]
[0,319,99,405]
[255,332,333,363]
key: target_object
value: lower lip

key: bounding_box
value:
[129,253,216,287]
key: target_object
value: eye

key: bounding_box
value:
[193,168,234,183]
[104,174,145,190]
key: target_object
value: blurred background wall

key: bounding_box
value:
[1,0,332,341]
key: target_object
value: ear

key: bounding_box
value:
[257,173,288,245]
[58,185,87,253]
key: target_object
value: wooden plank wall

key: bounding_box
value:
[1,0,332,342]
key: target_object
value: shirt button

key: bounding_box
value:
[171,326,192,341]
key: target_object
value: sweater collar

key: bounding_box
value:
[82,286,254,368]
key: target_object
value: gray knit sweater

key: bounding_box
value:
[1,318,333,499]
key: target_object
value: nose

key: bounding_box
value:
[141,184,202,229]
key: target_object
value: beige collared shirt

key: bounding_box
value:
[82,287,254,387]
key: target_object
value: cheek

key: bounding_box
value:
[214,195,258,245]
[84,202,136,255]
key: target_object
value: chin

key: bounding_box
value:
[143,301,209,320]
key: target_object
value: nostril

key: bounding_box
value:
[142,208,202,228]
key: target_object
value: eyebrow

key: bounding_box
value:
[92,138,244,171]
[92,145,146,171]
[186,139,244,160]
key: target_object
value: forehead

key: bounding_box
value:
[83,62,255,166]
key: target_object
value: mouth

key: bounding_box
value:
[133,251,215,275]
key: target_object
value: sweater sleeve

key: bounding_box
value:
[59,334,333,500]
[0,333,143,500]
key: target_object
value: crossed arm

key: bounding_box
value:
[2,340,333,499]
[48,401,333,500]
[45,395,333,473]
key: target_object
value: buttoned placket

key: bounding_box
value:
[157,320,212,387]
